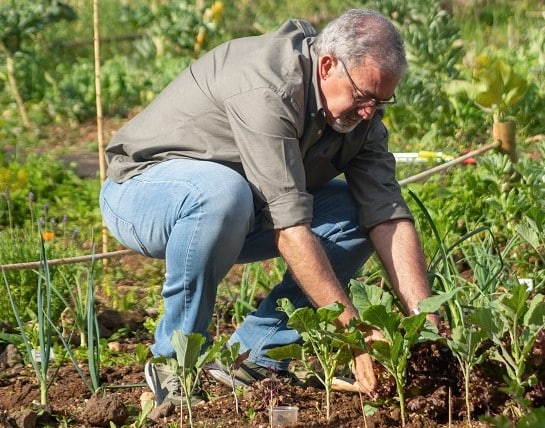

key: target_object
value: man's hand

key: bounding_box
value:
[352,350,377,396]
[351,325,384,396]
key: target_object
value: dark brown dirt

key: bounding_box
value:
[2,313,545,427]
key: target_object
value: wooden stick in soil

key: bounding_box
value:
[93,0,110,268]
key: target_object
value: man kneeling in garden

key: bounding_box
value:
[99,9,439,406]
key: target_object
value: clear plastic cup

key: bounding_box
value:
[269,406,299,427]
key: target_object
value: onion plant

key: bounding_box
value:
[2,233,55,405]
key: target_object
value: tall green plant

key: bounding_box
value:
[2,233,55,405]
[408,189,507,327]
[472,283,545,414]
[351,281,441,427]
[447,320,488,427]
[268,299,357,421]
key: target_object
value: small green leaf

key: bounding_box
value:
[417,289,461,314]
[171,330,205,370]
[285,306,319,332]
[470,306,501,337]
[523,294,545,328]
[316,302,344,325]
[360,305,400,340]
[267,343,303,361]
[371,339,392,361]
[400,314,427,345]
[350,281,394,315]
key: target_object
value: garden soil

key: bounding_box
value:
[2,321,545,427]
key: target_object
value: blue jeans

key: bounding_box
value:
[100,159,373,370]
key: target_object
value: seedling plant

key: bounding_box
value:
[165,330,226,428]
[216,341,250,415]
[267,298,359,421]
[471,283,545,416]
[351,281,443,427]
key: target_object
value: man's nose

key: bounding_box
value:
[356,104,376,119]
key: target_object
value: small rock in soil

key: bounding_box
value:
[0,344,22,369]
[147,401,176,422]
[82,394,128,427]
[14,409,37,428]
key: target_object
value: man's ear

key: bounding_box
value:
[318,54,336,80]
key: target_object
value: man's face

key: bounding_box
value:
[318,55,398,133]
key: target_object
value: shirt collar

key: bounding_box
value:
[308,42,326,120]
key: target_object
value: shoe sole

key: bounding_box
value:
[205,362,249,389]
[145,361,205,407]
[144,361,165,407]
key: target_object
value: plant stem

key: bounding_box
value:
[3,51,32,129]
[396,376,406,427]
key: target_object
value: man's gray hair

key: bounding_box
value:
[313,9,407,77]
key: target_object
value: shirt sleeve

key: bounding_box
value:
[223,87,313,229]
[345,117,413,230]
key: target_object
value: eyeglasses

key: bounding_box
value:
[339,60,397,109]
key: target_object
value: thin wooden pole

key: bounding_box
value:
[93,0,109,265]
[398,141,501,186]
[0,249,134,272]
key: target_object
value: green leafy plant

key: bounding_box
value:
[351,281,442,427]
[216,342,249,415]
[231,262,268,328]
[165,330,225,428]
[472,283,545,414]
[445,55,528,123]
[268,298,357,420]
[2,233,57,405]
[407,188,508,327]
[447,319,488,427]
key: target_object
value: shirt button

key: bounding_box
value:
[317,129,322,135]
[311,112,316,118]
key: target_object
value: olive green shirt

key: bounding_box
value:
[105,19,412,230]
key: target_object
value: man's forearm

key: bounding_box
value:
[274,224,359,325]
[369,218,432,314]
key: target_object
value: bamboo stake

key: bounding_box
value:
[0,249,134,272]
[93,0,109,266]
[4,52,32,129]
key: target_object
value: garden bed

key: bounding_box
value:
[1,309,545,427]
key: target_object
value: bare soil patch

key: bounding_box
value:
[2,308,545,427]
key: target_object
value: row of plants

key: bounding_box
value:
[2,140,543,337]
